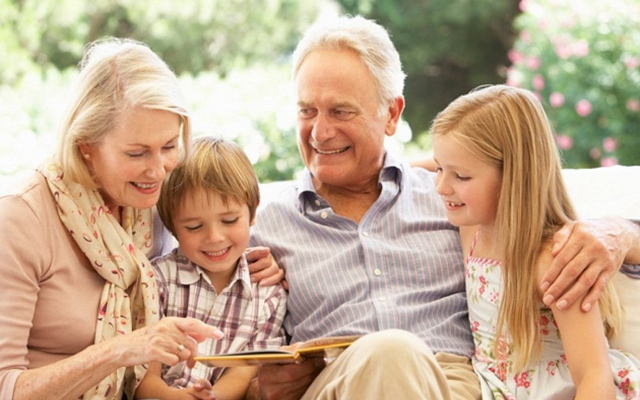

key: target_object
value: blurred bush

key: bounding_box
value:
[507,0,640,167]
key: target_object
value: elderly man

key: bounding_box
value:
[248,15,640,399]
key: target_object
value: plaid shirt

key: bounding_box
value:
[152,248,287,387]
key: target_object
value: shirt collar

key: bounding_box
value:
[296,151,405,203]
[174,248,254,297]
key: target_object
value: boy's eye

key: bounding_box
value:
[185,224,203,231]
[222,218,239,225]
[126,152,144,158]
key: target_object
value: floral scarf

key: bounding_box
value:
[40,161,159,399]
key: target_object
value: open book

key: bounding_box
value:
[195,335,361,367]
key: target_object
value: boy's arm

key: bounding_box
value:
[212,366,259,400]
[538,250,616,400]
[135,362,192,400]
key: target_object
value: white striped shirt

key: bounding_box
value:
[250,154,474,357]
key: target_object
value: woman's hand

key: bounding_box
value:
[114,317,223,368]
[246,246,287,289]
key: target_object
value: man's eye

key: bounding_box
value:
[298,108,317,119]
[333,109,356,121]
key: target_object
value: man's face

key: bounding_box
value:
[295,48,401,191]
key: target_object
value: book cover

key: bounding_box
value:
[195,335,361,367]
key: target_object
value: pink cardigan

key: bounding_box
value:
[0,172,170,399]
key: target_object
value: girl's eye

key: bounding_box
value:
[222,218,239,225]
[456,175,471,181]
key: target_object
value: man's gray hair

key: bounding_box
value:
[292,15,406,108]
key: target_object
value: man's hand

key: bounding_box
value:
[254,358,325,400]
[540,217,638,312]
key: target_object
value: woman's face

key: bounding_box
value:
[81,107,181,213]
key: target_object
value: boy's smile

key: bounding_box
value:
[173,188,254,293]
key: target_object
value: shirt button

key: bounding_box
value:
[320,211,328,219]
[362,231,369,237]
[379,296,387,302]
[374,268,382,276]
[315,199,321,206]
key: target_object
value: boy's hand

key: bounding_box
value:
[246,246,287,289]
[186,379,217,399]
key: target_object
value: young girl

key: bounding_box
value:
[431,84,640,399]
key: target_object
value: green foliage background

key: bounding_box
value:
[1,0,638,187]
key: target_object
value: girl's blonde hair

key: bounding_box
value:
[431,84,622,370]
[57,37,191,188]
[157,136,260,236]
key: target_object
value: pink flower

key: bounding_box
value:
[519,0,529,12]
[603,137,617,152]
[601,157,618,167]
[624,57,640,70]
[508,49,524,64]
[627,99,640,112]
[520,30,532,44]
[556,135,573,150]
[575,99,592,117]
[572,40,589,58]
[590,148,601,160]
[526,56,541,70]
[532,74,545,91]
[549,92,565,108]
[555,44,571,60]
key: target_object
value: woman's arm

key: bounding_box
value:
[538,250,616,400]
[14,317,222,400]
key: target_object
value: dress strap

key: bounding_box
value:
[468,230,481,258]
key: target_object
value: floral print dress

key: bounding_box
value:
[466,234,640,399]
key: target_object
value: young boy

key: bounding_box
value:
[135,137,287,400]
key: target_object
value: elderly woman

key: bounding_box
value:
[0,39,280,400]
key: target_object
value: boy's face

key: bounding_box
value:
[173,188,254,291]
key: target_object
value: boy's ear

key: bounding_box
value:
[250,201,260,226]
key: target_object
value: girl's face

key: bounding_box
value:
[81,107,181,214]
[432,134,503,231]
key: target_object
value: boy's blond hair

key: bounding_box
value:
[157,136,259,236]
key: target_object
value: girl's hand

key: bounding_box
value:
[246,246,287,289]
[113,317,223,369]
[186,379,217,399]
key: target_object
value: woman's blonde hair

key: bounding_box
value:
[157,136,260,236]
[57,37,191,188]
[432,84,622,370]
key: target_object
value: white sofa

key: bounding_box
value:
[561,167,640,358]
[260,166,640,359]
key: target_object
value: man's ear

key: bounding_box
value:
[384,96,405,137]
